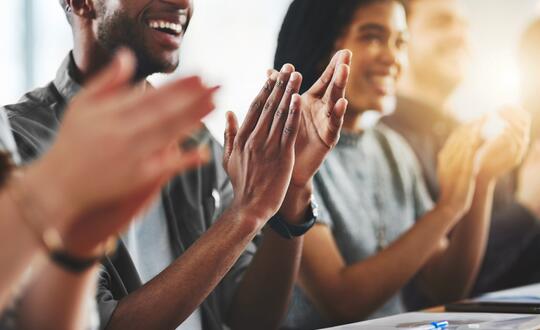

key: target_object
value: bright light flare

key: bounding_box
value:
[481,113,507,140]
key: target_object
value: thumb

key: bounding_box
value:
[223,111,239,167]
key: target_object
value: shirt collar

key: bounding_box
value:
[53,52,83,105]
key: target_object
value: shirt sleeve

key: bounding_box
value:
[312,173,334,229]
[0,109,20,164]
[95,266,119,330]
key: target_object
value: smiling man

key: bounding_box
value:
[3,0,351,329]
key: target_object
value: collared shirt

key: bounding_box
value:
[382,95,540,305]
[284,125,434,330]
[4,52,254,330]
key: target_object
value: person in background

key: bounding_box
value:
[513,18,540,284]
[5,0,352,329]
[382,0,540,305]
[274,0,530,328]
[0,49,215,329]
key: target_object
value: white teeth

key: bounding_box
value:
[180,15,187,25]
[147,20,183,34]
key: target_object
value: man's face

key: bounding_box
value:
[406,0,469,93]
[94,0,192,79]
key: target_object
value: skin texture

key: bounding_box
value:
[27,1,352,329]
[294,0,531,325]
[0,50,216,329]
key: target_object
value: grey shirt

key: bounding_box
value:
[284,125,434,330]
[121,197,203,330]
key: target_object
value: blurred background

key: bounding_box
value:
[1,0,540,139]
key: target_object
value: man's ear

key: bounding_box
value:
[66,0,96,19]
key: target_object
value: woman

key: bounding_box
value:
[0,49,215,329]
[274,0,530,328]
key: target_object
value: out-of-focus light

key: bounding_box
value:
[481,113,507,140]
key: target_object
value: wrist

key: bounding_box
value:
[432,203,463,225]
[278,180,313,225]
[24,161,77,232]
[227,199,271,233]
[476,171,497,188]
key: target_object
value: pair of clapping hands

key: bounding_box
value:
[21,49,351,258]
[437,107,531,218]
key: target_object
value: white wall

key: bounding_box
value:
[2,0,540,138]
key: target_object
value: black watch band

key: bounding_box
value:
[268,198,318,239]
[50,250,104,273]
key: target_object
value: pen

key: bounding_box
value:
[411,321,449,330]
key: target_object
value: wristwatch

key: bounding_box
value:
[268,197,318,239]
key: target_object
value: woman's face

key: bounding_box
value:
[337,0,409,113]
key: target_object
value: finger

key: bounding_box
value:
[325,63,351,106]
[82,48,136,100]
[143,144,211,183]
[267,68,278,78]
[307,49,352,96]
[327,98,349,140]
[118,76,208,121]
[135,87,218,156]
[281,94,302,149]
[164,147,211,177]
[235,71,279,147]
[251,64,294,141]
[157,85,219,130]
[267,72,302,145]
[223,111,239,167]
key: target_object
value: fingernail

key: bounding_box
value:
[290,72,300,82]
[281,64,294,74]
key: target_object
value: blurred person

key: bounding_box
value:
[5,0,352,329]
[0,50,216,329]
[520,18,540,137]
[382,0,540,304]
[274,0,530,328]
[512,18,540,285]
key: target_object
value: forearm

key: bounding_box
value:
[17,263,99,330]
[227,185,310,330]
[422,178,495,302]
[0,192,41,311]
[105,207,263,330]
[313,207,459,322]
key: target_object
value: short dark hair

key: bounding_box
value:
[274,0,407,93]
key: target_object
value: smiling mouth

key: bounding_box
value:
[368,75,396,95]
[147,19,183,36]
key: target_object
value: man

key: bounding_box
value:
[4,0,351,329]
[382,0,540,307]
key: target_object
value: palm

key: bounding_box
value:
[289,50,351,188]
[292,94,340,186]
